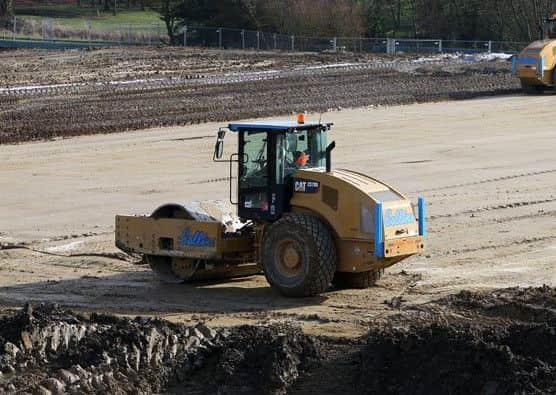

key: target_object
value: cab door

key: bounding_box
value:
[238,130,274,221]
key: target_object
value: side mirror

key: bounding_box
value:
[214,129,226,160]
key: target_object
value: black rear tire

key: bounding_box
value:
[521,81,545,95]
[333,269,383,289]
[261,214,336,297]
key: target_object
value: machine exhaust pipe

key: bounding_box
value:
[326,141,336,173]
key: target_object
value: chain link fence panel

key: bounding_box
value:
[1,17,528,55]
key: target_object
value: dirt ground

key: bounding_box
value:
[0,47,517,144]
[0,286,553,394]
[1,95,555,341]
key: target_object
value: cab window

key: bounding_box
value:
[544,20,556,38]
[276,128,327,184]
[241,131,267,188]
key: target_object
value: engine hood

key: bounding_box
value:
[290,168,419,240]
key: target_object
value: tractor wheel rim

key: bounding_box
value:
[275,239,302,277]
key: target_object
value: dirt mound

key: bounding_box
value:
[358,286,556,395]
[0,303,214,393]
[360,323,555,395]
[444,285,556,323]
[177,325,321,394]
[0,304,319,394]
[1,288,554,394]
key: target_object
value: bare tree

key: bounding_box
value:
[156,0,182,45]
[0,0,14,28]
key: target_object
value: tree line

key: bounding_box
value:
[157,0,556,43]
[1,0,555,42]
[0,0,13,25]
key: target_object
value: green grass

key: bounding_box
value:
[16,6,162,31]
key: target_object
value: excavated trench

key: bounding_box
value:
[0,286,554,394]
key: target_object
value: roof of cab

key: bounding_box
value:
[228,121,332,132]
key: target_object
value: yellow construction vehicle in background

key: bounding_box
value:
[115,114,426,297]
[514,13,556,93]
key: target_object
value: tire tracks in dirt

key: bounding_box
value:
[0,56,518,144]
[414,168,556,194]
[429,235,556,257]
[432,210,556,233]
[429,197,556,220]
[0,58,474,98]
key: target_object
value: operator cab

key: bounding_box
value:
[214,116,333,222]
[543,13,556,39]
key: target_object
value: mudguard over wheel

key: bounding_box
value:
[261,214,337,297]
[333,269,383,289]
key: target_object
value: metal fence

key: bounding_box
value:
[1,16,167,46]
[0,16,528,54]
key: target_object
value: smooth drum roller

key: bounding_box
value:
[145,201,257,283]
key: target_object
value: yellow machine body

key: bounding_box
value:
[515,40,556,88]
[290,168,424,272]
[114,118,426,296]
[116,216,253,261]
[515,14,556,91]
[115,168,424,276]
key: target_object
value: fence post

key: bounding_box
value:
[386,38,395,55]
[12,15,16,40]
[128,24,132,44]
[150,23,156,46]
[256,31,260,50]
[273,33,277,50]
[218,28,222,49]
[86,20,91,48]
[155,22,159,45]
[332,37,337,52]
[438,39,442,53]
[291,35,294,51]
[183,25,187,47]
[241,29,245,49]
[488,40,492,53]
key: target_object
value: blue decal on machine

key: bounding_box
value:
[519,57,538,65]
[384,209,415,227]
[178,228,215,248]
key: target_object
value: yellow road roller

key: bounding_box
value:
[115,115,426,296]
[514,13,556,93]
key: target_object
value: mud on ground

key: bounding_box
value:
[0,286,553,394]
[0,47,518,144]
